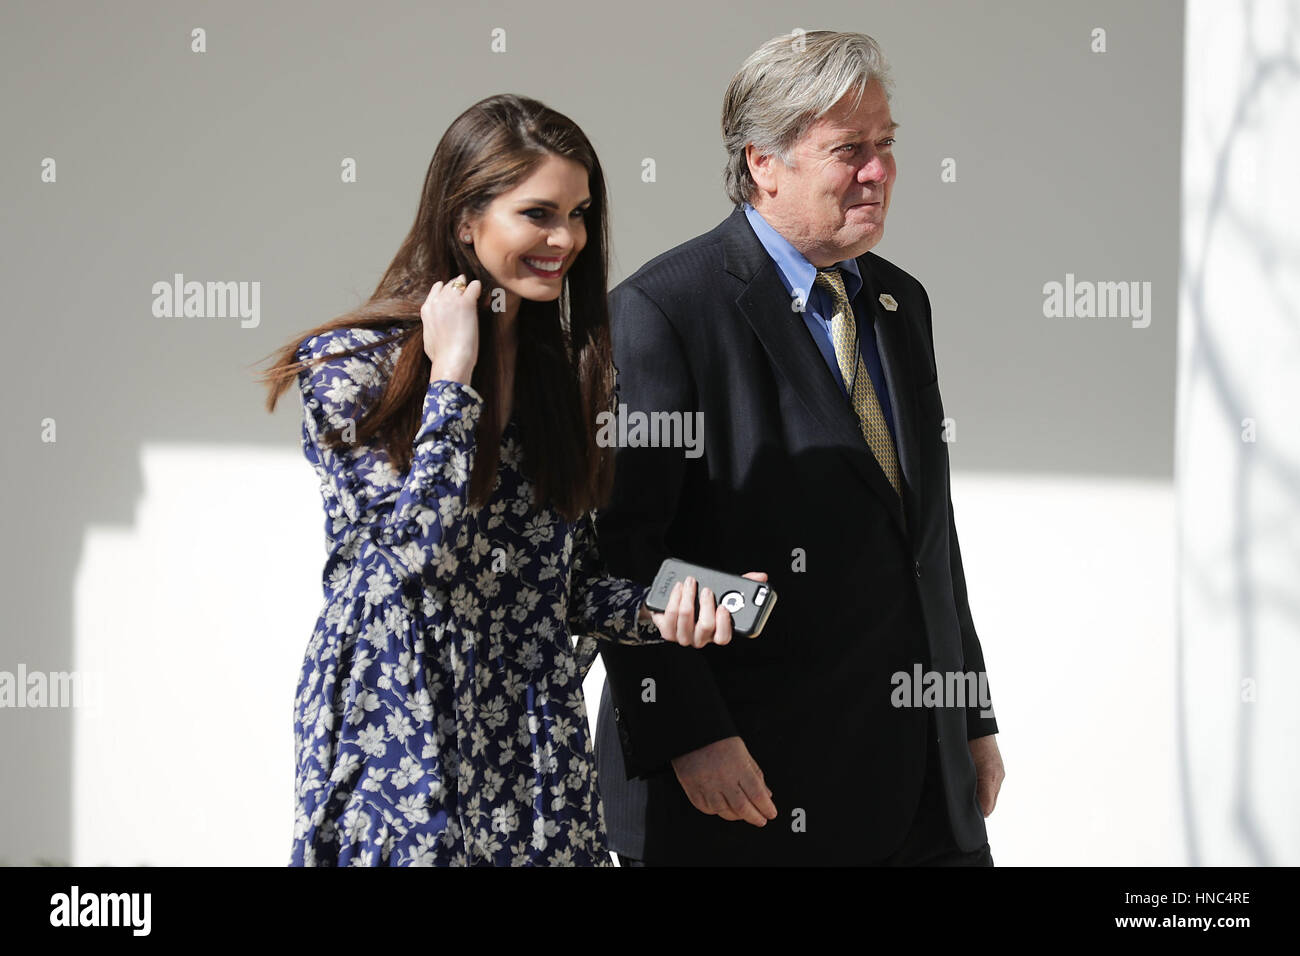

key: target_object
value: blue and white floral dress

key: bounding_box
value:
[289,326,662,866]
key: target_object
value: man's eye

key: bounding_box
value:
[838,144,858,154]
[880,137,896,147]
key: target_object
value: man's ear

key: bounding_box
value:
[743,143,780,199]
[747,143,779,197]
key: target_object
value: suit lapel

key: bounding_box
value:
[720,207,909,538]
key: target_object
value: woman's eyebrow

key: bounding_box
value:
[517,197,593,208]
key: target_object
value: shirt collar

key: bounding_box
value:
[742,201,863,305]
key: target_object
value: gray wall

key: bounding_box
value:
[0,0,1182,863]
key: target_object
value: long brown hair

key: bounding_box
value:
[257,94,616,522]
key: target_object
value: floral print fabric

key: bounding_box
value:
[289,326,662,866]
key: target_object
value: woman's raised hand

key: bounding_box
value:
[651,571,768,647]
[422,274,482,385]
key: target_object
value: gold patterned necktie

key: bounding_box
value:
[812,267,903,497]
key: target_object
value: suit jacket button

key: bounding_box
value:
[914,561,922,578]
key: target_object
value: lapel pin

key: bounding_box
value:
[878,293,898,311]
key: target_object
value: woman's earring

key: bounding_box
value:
[461,234,471,243]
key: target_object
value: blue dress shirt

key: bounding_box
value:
[741,201,898,449]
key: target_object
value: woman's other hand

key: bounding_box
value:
[423,274,481,384]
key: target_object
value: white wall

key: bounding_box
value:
[73,446,318,865]
[72,460,1183,865]
[1174,0,1300,866]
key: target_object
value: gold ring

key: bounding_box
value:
[448,276,467,291]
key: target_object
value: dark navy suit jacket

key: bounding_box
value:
[594,205,998,865]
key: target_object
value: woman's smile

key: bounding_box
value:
[521,254,566,277]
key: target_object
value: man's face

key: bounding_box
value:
[749,79,897,267]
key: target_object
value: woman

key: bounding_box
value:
[260,94,764,866]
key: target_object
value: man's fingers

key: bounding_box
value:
[690,788,738,820]
[721,788,769,827]
[741,772,778,819]
[979,779,998,817]
[741,571,768,582]
[713,801,741,822]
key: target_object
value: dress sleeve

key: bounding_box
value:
[297,329,484,586]
[566,510,663,647]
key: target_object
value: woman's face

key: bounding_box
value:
[460,153,591,316]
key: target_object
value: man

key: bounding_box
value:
[594,30,1005,865]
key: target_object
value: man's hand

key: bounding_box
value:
[969,734,1005,817]
[670,736,778,826]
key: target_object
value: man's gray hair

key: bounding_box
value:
[721,31,894,207]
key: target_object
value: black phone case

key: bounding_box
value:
[644,559,777,638]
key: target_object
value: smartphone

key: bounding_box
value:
[644,558,777,639]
